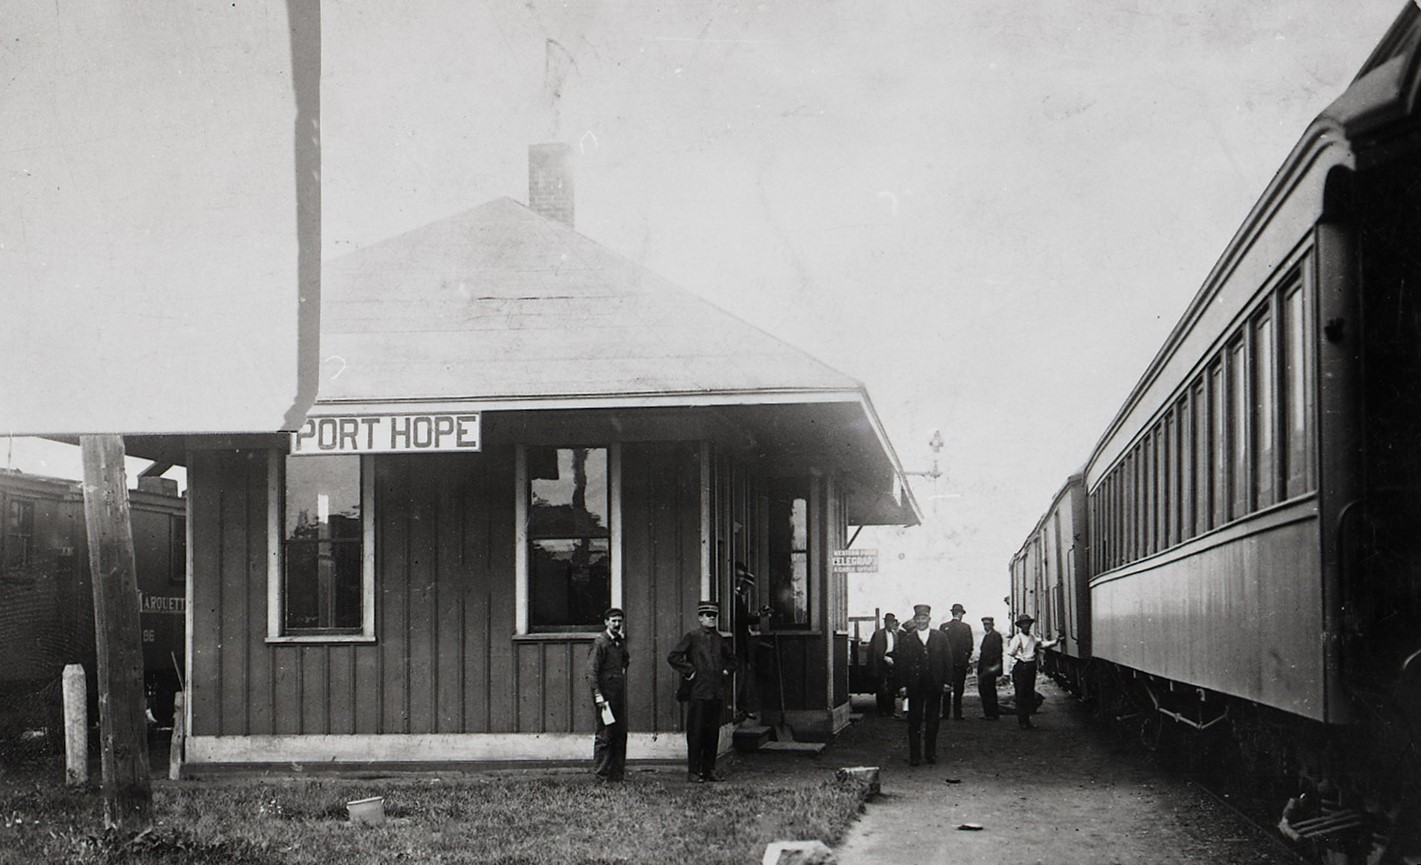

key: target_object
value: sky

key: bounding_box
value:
[3,0,1407,626]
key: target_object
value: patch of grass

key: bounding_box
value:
[0,774,870,865]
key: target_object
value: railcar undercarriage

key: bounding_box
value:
[1066,656,1421,865]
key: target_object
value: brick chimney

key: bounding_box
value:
[528,143,574,227]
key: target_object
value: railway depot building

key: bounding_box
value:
[135,145,919,771]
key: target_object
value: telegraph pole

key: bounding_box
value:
[80,434,152,831]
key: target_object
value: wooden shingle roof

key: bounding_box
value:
[320,197,863,405]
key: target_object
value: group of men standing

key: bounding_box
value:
[585,575,1062,783]
[585,564,757,784]
[867,603,1057,764]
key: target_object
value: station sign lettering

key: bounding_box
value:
[832,549,878,573]
[291,414,482,455]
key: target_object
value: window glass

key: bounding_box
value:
[1229,340,1249,519]
[283,456,363,632]
[3,499,35,572]
[768,480,810,627]
[527,447,610,632]
[1283,287,1310,496]
[1192,382,1209,536]
[1254,314,1277,508]
[1210,361,1227,528]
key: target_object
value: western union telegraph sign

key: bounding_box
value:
[291,414,482,455]
[831,549,878,573]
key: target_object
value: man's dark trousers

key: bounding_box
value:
[593,695,627,781]
[1012,661,1038,728]
[945,663,968,719]
[906,689,943,763]
[978,669,1000,719]
[686,698,724,778]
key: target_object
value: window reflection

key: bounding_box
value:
[284,456,363,632]
[527,447,610,632]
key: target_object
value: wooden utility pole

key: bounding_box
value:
[80,434,152,832]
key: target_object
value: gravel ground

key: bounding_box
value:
[721,683,1305,865]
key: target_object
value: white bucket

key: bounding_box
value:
[346,796,386,825]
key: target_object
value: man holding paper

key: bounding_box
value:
[588,607,629,782]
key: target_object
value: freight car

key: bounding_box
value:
[1011,6,1421,862]
[0,468,186,735]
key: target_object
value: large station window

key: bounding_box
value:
[276,455,371,639]
[768,479,810,628]
[525,446,611,633]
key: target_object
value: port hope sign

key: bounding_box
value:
[291,414,482,455]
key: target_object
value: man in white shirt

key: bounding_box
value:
[1005,614,1059,730]
[867,613,901,717]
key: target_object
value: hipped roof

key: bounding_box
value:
[318,197,920,526]
[321,197,862,404]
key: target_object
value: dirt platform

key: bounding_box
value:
[726,681,1302,865]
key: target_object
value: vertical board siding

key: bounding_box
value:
[622,441,701,734]
[195,442,708,743]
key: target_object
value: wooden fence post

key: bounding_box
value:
[62,663,87,786]
[80,434,152,832]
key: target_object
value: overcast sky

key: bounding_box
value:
[4,0,1408,627]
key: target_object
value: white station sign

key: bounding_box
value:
[291,414,482,455]
[832,549,879,573]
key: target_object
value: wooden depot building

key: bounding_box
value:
[129,144,921,771]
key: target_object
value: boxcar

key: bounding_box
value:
[0,469,186,732]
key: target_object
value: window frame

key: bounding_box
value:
[266,450,377,644]
[514,443,622,636]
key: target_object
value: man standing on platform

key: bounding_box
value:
[867,612,901,717]
[940,603,974,720]
[1006,613,1059,730]
[977,616,1003,720]
[731,563,761,723]
[587,607,629,782]
[895,604,953,765]
[668,601,738,782]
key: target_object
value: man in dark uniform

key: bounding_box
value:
[977,616,1003,720]
[941,603,974,720]
[731,563,761,722]
[587,607,629,782]
[894,603,953,765]
[668,600,738,782]
[867,613,901,717]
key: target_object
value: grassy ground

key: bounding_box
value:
[0,765,870,865]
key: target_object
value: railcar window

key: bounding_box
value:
[1164,410,1176,547]
[3,498,35,572]
[1192,379,1210,535]
[1160,418,1172,549]
[1228,341,1249,520]
[1175,397,1190,542]
[1210,361,1228,528]
[527,446,612,633]
[1254,312,1278,508]
[282,455,364,634]
[1282,286,1311,497]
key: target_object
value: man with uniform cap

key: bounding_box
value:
[1005,613,1060,729]
[668,600,738,782]
[587,607,629,782]
[940,603,974,720]
[731,563,762,722]
[867,613,901,717]
[977,616,1003,720]
[894,603,954,765]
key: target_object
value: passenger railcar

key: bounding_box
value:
[1008,473,1090,694]
[0,469,186,732]
[1012,6,1421,861]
